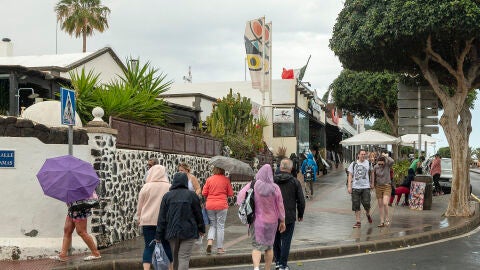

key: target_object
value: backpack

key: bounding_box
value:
[238,179,256,225]
[304,164,314,182]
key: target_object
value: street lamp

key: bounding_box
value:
[15,88,38,116]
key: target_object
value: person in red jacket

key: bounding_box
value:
[202,167,234,255]
[430,154,443,196]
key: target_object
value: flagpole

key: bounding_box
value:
[261,16,266,109]
[268,21,273,107]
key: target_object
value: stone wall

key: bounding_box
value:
[0,116,88,144]
[88,133,253,248]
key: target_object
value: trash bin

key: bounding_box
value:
[410,175,433,210]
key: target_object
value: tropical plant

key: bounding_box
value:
[71,60,172,125]
[55,0,111,52]
[330,0,480,216]
[205,89,268,160]
[437,147,451,159]
[392,160,410,186]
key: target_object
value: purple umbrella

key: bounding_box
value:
[36,155,99,203]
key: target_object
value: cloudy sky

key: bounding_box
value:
[1,0,478,150]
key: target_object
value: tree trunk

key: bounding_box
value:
[442,100,472,216]
[82,31,87,53]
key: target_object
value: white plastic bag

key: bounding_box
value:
[151,240,169,270]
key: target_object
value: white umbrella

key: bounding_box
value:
[339,130,400,146]
[400,134,438,146]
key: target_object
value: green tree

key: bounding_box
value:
[371,118,392,135]
[72,60,172,125]
[330,70,399,135]
[55,0,111,52]
[330,0,479,216]
[472,147,480,160]
[437,147,451,158]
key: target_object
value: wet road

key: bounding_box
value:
[196,226,480,270]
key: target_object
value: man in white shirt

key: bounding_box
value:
[347,149,374,228]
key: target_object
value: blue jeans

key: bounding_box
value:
[142,226,156,263]
[273,222,295,268]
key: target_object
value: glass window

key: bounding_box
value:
[273,122,295,137]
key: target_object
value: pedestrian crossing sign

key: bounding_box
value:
[61,87,76,125]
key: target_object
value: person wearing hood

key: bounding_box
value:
[300,153,318,197]
[137,165,172,270]
[156,172,205,270]
[273,158,305,270]
[237,164,286,270]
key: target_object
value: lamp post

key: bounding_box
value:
[15,88,38,116]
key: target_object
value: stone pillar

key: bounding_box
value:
[85,107,118,248]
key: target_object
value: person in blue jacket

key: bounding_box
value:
[301,153,318,198]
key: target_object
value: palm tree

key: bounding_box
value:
[55,0,111,52]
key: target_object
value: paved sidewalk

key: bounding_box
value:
[2,167,479,270]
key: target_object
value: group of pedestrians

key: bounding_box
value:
[346,149,395,228]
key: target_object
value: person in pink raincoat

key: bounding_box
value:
[237,164,286,270]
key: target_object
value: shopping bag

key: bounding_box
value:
[151,240,170,270]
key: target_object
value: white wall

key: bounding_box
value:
[0,137,91,259]
[61,52,124,84]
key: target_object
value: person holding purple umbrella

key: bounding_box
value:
[49,191,101,262]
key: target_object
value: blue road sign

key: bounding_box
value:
[60,87,76,125]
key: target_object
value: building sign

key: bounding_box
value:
[0,150,15,168]
[273,108,294,123]
[308,99,325,124]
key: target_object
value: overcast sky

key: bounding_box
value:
[1,0,478,149]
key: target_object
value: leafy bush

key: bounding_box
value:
[392,160,410,185]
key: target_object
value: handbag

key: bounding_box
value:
[69,191,99,212]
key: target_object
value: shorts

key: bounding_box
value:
[67,208,92,222]
[351,188,371,212]
[248,225,272,252]
[375,184,392,199]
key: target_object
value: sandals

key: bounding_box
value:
[83,255,101,261]
[353,222,361,228]
[49,255,67,262]
[206,244,212,255]
[366,214,373,224]
[377,223,385,228]
[217,248,226,254]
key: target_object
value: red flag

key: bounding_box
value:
[281,68,294,79]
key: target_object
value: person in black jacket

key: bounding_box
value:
[273,158,306,270]
[156,172,205,270]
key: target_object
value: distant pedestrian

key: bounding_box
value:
[202,166,234,255]
[408,156,425,178]
[137,165,172,270]
[301,153,318,198]
[289,153,300,178]
[156,172,205,270]
[273,158,305,270]
[430,154,443,196]
[347,149,373,228]
[237,164,286,270]
[144,157,159,181]
[178,162,201,196]
[373,154,394,227]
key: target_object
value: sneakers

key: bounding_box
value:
[275,262,281,269]
[280,265,290,270]
[353,221,361,228]
[206,244,212,255]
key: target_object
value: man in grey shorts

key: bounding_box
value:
[347,149,373,228]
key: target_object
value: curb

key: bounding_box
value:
[53,202,480,270]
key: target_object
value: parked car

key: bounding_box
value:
[424,157,471,194]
